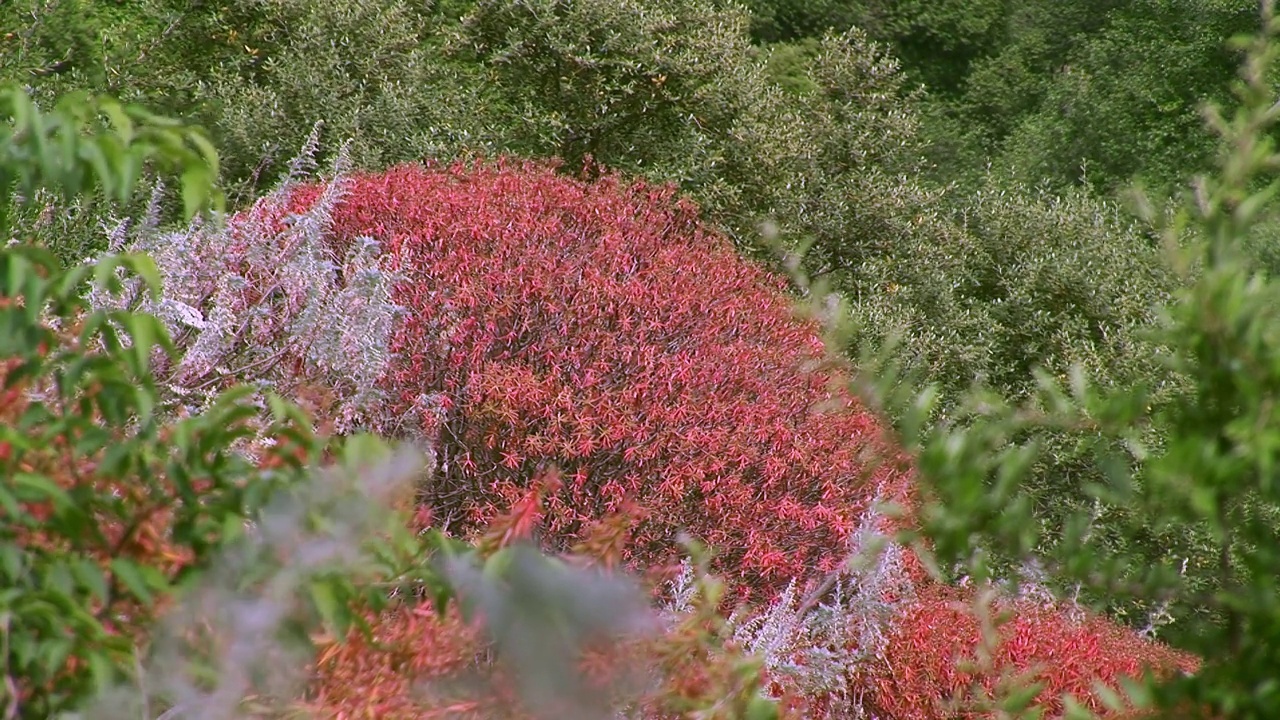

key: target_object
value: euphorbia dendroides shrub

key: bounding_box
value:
[127,158,1193,717]
[277,159,912,595]
[864,585,1198,718]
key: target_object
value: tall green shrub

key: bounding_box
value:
[847,6,1280,716]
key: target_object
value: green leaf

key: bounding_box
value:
[72,559,109,603]
[186,130,220,176]
[3,253,38,298]
[76,139,114,202]
[309,579,352,638]
[744,695,779,720]
[109,559,158,604]
[220,513,246,545]
[98,99,133,145]
[91,256,127,297]
[180,163,212,219]
[117,312,169,379]
[120,253,165,302]
[426,575,455,617]
[0,543,25,580]
[0,485,20,518]
[12,472,71,509]
[1000,680,1047,714]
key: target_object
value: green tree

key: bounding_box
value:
[996,0,1257,194]
[849,7,1280,716]
[742,0,1258,194]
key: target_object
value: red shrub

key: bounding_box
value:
[222,160,1195,717]
[279,159,912,597]
[304,603,508,720]
[863,584,1197,718]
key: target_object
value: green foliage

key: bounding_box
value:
[833,8,1280,716]
[994,0,1256,195]
[0,245,294,716]
[742,0,862,43]
[0,91,275,713]
[762,38,823,95]
[742,0,1259,194]
[919,0,1255,194]
[445,0,880,251]
[744,0,1006,93]
[0,85,444,718]
[450,0,765,177]
[6,0,936,289]
[0,0,254,104]
[0,85,222,240]
[854,181,1176,402]
[1,0,478,205]
[447,0,943,333]
[836,182,1187,603]
[0,0,105,87]
[196,0,494,203]
[83,0,1203,633]
[2,83,764,718]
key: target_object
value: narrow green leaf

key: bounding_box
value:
[1000,680,1046,713]
[109,559,155,604]
[186,130,220,175]
[98,99,133,145]
[118,313,169,379]
[0,485,21,518]
[120,253,164,302]
[76,140,114,202]
[180,164,212,219]
[72,559,109,603]
[12,472,71,509]
[309,579,352,638]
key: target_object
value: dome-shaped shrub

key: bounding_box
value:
[130,159,1192,717]
[276,160,912,595]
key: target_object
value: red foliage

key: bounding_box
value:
[280,159,912,597]
[863,585,1197,718]
[304,603,507,720]
[238,161,1197,717]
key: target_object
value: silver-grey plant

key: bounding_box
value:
[84,124,408,445]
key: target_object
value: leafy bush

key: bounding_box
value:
[0,86,221,232]
[444,0,932,277]
[3,30,1223,715]
[0,84,449,720]
[0,83,224,269]
[196,0,495,203]
[100,1,1243,644]
[839,180,1189,591]
[82,128,402,439]
[993,0,1255,195]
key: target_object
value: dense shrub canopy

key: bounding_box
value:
[274,160,913,595]
[8,134,1198,714]
[189,161,1182,716]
